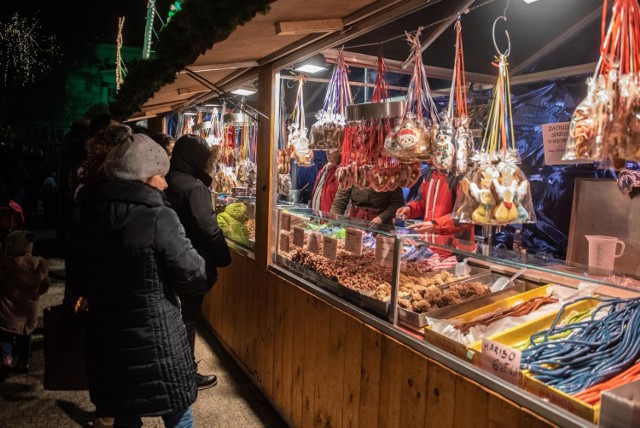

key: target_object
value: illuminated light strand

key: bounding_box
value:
[143,0,156,59]
[0,13,60,87]
[116,17,125,90]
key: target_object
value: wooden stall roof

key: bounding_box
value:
[139,0,447,116]
[139,0,603,118]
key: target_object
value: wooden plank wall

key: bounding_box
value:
[202,253,556,428]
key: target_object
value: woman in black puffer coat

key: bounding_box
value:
[165,134,231,390]
[67,133,207,426]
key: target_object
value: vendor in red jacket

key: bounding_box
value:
[396,167,472,240]
[310,150,340,213]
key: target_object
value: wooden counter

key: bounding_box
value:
[202,250,556,427]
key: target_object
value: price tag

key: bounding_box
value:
[375,235,395,267]
[292,226,305,248]
[279,232,290,253]
[345,228,364,256]
[280,212,291,232]
[307,232,321,254]
[322,236,338,260]
[481,338,521,385]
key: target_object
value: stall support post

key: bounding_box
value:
[481,225,497,256]
[389,236,404,326]
[255,64,276,270]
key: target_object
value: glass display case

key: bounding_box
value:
[272,207,640,425]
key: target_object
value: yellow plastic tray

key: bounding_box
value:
[467,297,600,423]
[424,284,558,363]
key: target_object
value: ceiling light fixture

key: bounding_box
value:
[294,64,327,74]
[231,87,257,96]
[522,0,540,3]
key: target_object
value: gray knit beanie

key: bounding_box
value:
[104,133,170,181]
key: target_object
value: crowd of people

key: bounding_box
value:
[0,105,230,428]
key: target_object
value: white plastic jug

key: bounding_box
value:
[585,235,625,276]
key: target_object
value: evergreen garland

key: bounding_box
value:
[111,0,271,120]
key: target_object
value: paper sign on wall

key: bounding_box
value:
[280,212,291,232]
[344,228,364,255]
[375,235,395,267]
[279,232,290,253]
[307,232,321,254]
[292,226,305,248]
[542,122,591,166]
[322,236,338,260]
[481,338,521,385]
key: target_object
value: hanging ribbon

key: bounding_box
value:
[371,54,389,103]
[403,30,438,124]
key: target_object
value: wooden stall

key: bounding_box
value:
[131,1,619,426]
[202,251,554,428]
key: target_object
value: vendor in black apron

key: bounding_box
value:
[330,187,404,225]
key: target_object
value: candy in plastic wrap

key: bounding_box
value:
[455,119,472,176]
[288,123,314,167]
[277,173,292,197]
[309,111,346,151]
[433,119,455,172]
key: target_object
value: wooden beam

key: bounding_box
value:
[180,61,260,73]
[323,48,496,84]
[280,74,409,92]
[275,19,344,36]
[177,86,208,96]
[401,0,477,69]
[511,6,603,76]
[271,0,443,70]
[255,65,276,271]
[510,62,597,86]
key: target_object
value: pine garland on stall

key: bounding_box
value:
[111,0,271,120]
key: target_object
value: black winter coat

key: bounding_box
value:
[165,141,231,288]
[68,180,207,417]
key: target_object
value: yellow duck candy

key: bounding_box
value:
[492,179,519,222]
[469,181,495,223]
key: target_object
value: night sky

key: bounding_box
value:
[2,0,175,48]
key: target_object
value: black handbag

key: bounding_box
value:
[43,304,89,391]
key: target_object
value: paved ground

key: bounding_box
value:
[0,233,287,428]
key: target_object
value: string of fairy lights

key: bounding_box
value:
[0,13,60,87]
[116,16,126,90]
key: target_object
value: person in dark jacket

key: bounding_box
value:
[67,133,206,426]
[165,134,231,390]
[331,186,404,225]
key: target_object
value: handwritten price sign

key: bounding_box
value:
[481,338,521,385]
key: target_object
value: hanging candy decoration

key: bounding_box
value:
[563,0,640,164]
[310,49,353,150]
[452,19,473,176]
[371,54,389,103]
[288,75,313,167]
[452,15,535,226]
[384,29,439,162]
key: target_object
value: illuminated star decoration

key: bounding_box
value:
[0,13,60,87]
